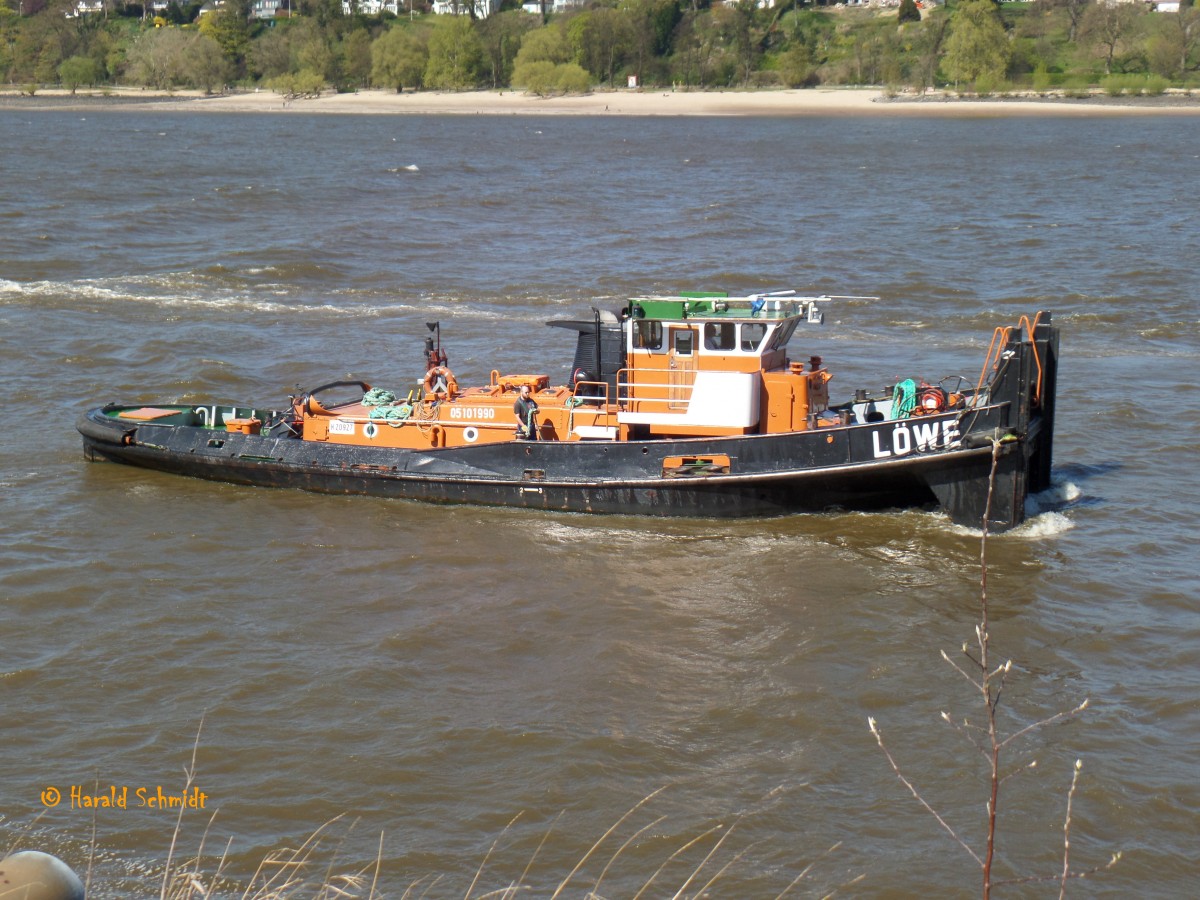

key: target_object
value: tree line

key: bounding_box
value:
[2,0,1199,97]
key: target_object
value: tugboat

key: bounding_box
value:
[77,291,1060,532]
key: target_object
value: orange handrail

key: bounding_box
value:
[1018,313,1044,407]
[974,312,1045,408]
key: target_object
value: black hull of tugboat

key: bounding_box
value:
[77,403,1044,531]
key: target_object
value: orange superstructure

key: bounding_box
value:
[292,291,846,451]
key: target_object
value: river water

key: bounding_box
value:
[2,107,1197,897]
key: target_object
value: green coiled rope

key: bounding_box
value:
[368,403,413,424]
[892,379,917,418]
[362,388,412,426]
[362,388,397,407]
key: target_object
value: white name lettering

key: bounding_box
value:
[871,418,961,459]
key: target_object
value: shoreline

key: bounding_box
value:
[3,85,1200,117]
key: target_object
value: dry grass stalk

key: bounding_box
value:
[151,778,843,899]
[152,716,383,900]
[551,785,665,899]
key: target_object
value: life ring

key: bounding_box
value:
[423,366,458,400]
[917,384,948,414]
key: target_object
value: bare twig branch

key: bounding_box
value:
[868,717,982,867]
[940,648,983,691]
[1059,759,1082,900]
[998,760,1038,786]
[940,710,991,761]
[999,699,1090,750]
[992,851,1121,888]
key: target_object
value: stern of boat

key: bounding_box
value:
[929,312,1060,532]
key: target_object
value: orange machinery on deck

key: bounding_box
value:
[297,294,836,451]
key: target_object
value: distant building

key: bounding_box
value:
[252,0,293,18]
[67,0,168,15]
[66,0,104,16]
[432,0,501,14]
[519,0,585,13]
[341,0,403,13]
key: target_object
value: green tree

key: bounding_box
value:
[126,26,187,88]
[568,7,632,85]
[513,22,570,68]
[776,42,813,88]
[58,54,100,92]
[846,21,898,85]
[554,60,590,92]
[1046,0,1090,44]
[620,0,680,84]
[126,27,227,90]
[85,27,120,84]
[477,10,537,88]
[1080,0,1143,76]
[371,24,429,91]
[269,67,327,96]
[0,8,18,83]
[249,22,296,81]
[339,28,372,88]
[180,31,230,92]
[424,16,483,89]
[942,0,1010,87]
[670,8,735,87]
[291,17,337,83]
[1146,5,1199,79]
[897,0,920,27]
[711,0,759,86]
[667,9,713,87]
[512,57,555,93]
[11,11,77,85]
[198,0,252,74]
[298,0,344,28]
[912,6,949,92]
[512,58,589,94]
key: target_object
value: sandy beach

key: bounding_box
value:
[4,85,1200,116]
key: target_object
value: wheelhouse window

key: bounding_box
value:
[703,322,736,351]
[673,328,695,356]
[740,322,769,352]
[767,318,799,351]
[634,320,663,350]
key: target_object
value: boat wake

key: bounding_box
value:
[1010,478,1081,537]
[1027,478,1082,512]
[0,274,410,317]
[1012,509,1074,537]
[941,478,1078,539]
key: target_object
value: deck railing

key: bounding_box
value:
[616,367,697,413]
